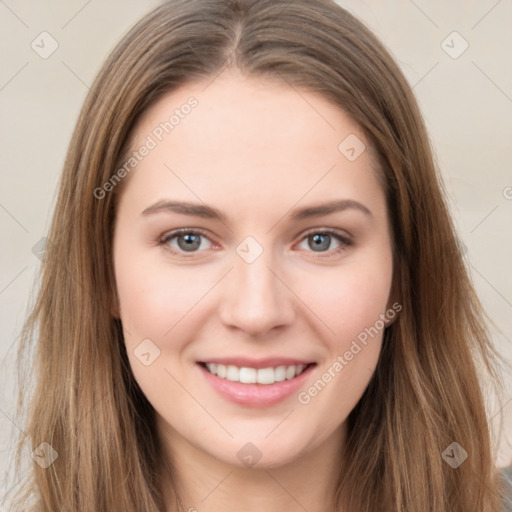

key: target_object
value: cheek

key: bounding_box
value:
[113,254,210,398]
[298,257,393,345]
[293,255,393,417]
[114,247,211,342]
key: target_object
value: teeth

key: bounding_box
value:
[239,367,257,384]
[204,363,309,385]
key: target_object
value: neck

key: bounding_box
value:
[159,421,346,512]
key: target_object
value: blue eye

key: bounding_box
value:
[160,229,213,254]
[159,228,352,257]
[297,230,352,256]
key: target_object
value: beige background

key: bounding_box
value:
[1,0,511,501]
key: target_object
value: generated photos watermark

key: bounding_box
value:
[297,302,402,405]
[93,96,198,200]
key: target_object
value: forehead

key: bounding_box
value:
[119,72,386,220]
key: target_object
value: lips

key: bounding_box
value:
[197,357,315,369]
[196,357,317,407]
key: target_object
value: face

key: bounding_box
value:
[112,72,395,469]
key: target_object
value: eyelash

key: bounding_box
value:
[158,228,353,259]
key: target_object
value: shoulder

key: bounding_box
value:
[501,464,512,512]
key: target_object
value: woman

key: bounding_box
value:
[7,0,511,510]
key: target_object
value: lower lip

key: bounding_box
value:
[197,363,316,408]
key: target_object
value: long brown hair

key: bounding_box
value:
[6,0,509,510]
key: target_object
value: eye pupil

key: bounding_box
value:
[310,233,330,252]
[178,233,201,251]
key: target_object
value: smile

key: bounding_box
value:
[201,362,312,385]
[196,360,317,408]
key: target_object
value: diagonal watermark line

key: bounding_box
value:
[0,406,27,436]
[61,60,91,89]
[488,395,512,423]
[471,264,512,309]
[0,202,29,232]
[472,374,512,456]
[120,321,132,339]
[198,470,233,504]
[266,266,336,335]
[264,470,312,511]
[501,333,512,347]
[201,63,230,92]
[278,73,336,130]
[62,0,92,29]
[472,0,503,29]
[0,470,31,506]
[0,62,29,92]
[265,409,295,438]
[162,267,234,337]
[61,60,115,115]
[0,0,28,28]
[164,163,233,233]
[163,367,234,438]
[0,266,28,296]
[266,164,336,234]
[0,335,24,368]
[412,61,439,90]
[407,0,439,28]
[470,205,499,233]
[472,61,512,104]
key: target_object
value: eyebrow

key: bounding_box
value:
[141,198,373,223]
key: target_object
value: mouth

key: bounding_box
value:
[197,361,316,385]
[196,360,317,408]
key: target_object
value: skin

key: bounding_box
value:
[112,70,395,512]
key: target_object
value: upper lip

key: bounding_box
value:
[197,357,316,369]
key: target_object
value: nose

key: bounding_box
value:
[217,247,295,338]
